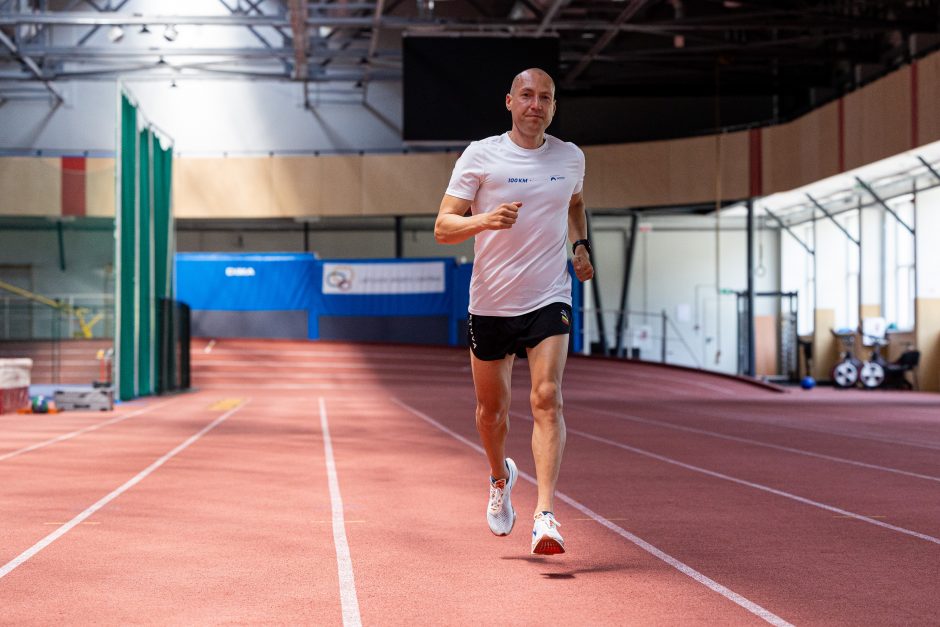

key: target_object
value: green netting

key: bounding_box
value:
[115,91,174,401]
[138,128,153,396]
[117,93,137,401]
[153,139,176,394]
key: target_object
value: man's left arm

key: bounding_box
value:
[568,192,594,282]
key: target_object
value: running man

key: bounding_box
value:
[434,68,593,555]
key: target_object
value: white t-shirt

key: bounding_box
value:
[446,132,585,316]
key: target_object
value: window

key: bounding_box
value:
[843,212,859,331]
[883,196,915,331]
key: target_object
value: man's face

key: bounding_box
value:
[506,72,556,135]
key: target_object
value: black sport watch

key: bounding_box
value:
[572,239,591,256]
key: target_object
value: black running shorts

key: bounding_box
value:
[467,302,572,361]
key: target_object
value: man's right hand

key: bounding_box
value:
[483,202,522,230]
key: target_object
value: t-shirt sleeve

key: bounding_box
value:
[572,145,585,195]
[445,143,484,201]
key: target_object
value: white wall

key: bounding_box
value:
[916,186,940,299]
[585,213,780,373]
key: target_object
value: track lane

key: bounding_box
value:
[0,392,345,625]
[375,393,790,626]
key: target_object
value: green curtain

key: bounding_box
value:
[116,91,174,401]
[153,138,175,393]
[137,128,153,396]
[117,93,137,401]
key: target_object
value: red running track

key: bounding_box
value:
[1,338,939,625]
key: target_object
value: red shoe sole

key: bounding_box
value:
[532,537,565,555]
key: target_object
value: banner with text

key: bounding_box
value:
[322,261,446,295]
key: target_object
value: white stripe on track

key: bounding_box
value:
[0,399,250,581]
[511,412,940,546]
[391,398,792,627]
[574,404,940,484]
[318,397,362,627]
[662,404,940,453]
[0,397,181,463]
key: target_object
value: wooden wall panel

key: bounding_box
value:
[915,297,940,392]
[762,103,840,195]
[361,152,458,216]
[755,315,779,376]
[668,131,749,204]
[583,131,748,209]
[318,155,363,216]
[85,158,115,217]
[174,157,275,218]
[582,141,669,208]
[916,50,940,147]
[0,158,61,216]
[271,156,321,215]
[813,308,838,381]
[844,68,912,170]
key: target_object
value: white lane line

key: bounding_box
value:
[662,404,940,453]
[318,397,362,627]
[391,398,792,627]
[0,398,181,463]
[508,411,940,547]
[0,399,250,581]
[573,404,940,484]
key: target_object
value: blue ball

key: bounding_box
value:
[800,376,816,390]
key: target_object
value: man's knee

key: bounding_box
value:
[476,401,509,428]
[530,381,562,415]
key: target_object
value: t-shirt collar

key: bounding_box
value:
[503,131,551,155]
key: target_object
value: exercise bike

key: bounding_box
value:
[859,334,920,390]
[830,329,863,388]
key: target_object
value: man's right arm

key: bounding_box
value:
[434,195,521,245]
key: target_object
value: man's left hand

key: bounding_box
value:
[573,249,594,282]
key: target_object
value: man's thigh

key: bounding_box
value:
[526,333,568,389]
[470,351,515,409]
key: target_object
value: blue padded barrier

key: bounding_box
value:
[175,253,581,349]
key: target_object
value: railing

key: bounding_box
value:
[0,293,114,340]
[581,307,702,369]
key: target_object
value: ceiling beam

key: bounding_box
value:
[564,0,658,85]
[367,0,387,59]
[288,0,309,79]
[0,30,64,104]
[534,0,569,37]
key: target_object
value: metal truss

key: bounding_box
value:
[2,0,940,109]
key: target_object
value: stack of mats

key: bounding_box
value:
[0,358,32,414]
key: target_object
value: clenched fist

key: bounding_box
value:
[483,201,522,230]
[572,248,594,282]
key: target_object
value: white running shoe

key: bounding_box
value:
[486,458,518,536]
[531,512,565,555]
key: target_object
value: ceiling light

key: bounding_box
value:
[139,24,151,35]
[108,25,124,43]
[163,25,178,42]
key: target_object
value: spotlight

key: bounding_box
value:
[163,25,178,42]
[108,25,124,43]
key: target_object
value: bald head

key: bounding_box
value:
[510,68,556,97]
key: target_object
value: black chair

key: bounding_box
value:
[884,350,920,390]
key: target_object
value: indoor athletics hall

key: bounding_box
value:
[1,1,939,625]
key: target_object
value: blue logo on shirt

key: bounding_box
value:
[550,176,566,181]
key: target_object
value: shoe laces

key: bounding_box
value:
[535,512,560,529]
[488,479,506,513]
